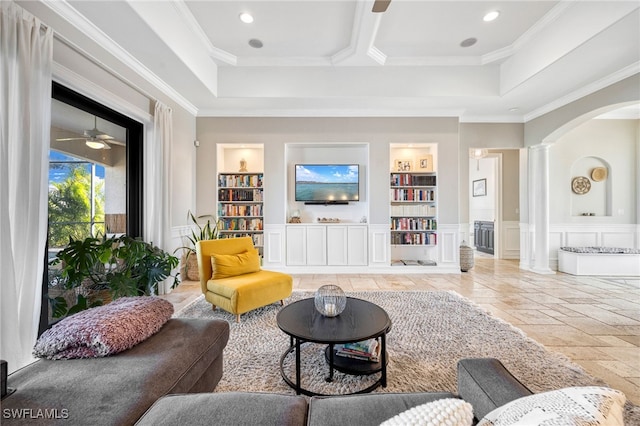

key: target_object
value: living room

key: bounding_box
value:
[2,1,639,424]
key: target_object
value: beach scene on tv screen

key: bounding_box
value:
[295,164,359,201]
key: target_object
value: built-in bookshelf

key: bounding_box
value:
[390,172,437,246]
[217,172,264,255]
[388,164,438,267]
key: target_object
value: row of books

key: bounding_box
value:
[218,218,263,231]
[218,204,263,217]
[390,189,436,202]
[390,204,436,216]
[218,174,263,188]
[390,174,436,187]
[219,233,264,247]
[391,217,437,231]
[391,232,437,246]
[335,339,380,363]
[218,189,263,202]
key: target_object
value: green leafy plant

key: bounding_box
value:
[175,210,220,256]
[174,211,220,280]
[49,234,179,318]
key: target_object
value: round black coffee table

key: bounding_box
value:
[276,297,391,396]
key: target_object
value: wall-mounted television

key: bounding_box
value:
[295,164,359,204]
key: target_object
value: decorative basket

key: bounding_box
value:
[459,241,474,272]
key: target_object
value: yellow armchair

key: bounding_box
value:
[196,237,293,322]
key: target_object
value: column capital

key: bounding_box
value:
[529,143,551,152]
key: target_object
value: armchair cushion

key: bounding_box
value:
[210,249,260,279]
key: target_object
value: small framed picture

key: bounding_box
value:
[395,159,412,172]
[418,155,433,171]
[473,178,487,197]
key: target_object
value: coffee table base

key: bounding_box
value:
[279,339,387,397]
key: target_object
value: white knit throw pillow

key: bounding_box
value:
[380,398,473,426]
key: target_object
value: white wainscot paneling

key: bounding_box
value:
[369,224,389,267]
[519,223,532,269]
[565,232,599,247]
[501,221,520,259]
[601,232,635,248]
[438,225,458,266]
[264,225,286,267]
[549,231,563,261]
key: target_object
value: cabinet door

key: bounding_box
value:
[327,226,348,265]
[286,226,306,265]
[306,226,327,265]
[347,226,368,265]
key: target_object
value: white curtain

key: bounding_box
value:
[0,2,53,373]
[145,101,173,293]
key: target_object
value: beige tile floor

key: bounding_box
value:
[161,257,640,404]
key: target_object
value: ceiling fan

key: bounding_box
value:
[55,116,117,150]
[372,0,391,13]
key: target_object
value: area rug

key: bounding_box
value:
[176,290,639,422]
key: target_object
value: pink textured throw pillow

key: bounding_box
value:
[33,296,174,360]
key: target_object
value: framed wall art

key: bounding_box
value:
[472,178,487,197]
[394,159,412,172]
[417,155,433,171]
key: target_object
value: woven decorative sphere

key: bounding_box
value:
[314,285,346,317]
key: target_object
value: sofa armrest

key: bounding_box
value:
[457,358,532,421]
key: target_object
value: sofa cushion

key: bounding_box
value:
[211,249,260,279]
[4,319,229,426]
[380,398,473,426]
[206,269,293,314]
[308,392,456,426]
[477,386,626,426]
[136,392,308,426]
[33,296,173,359]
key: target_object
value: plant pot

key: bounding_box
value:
[181,253,200,281]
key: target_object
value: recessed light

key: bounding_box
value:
[239,12,254,24]
[460,37,477,48]
[483,10,500,22]
[248,39,263,48]
[509,107,520,112]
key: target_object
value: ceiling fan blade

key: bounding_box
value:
[55,137,86,142]
[372,0,391,13]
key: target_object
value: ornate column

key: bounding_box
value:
[529,144,555,274]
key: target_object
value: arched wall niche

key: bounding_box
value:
[570,156,612,217]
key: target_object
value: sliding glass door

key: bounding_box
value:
[40,83,143,331]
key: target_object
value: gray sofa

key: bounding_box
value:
[135,358,532,426]
[2,318,230,425]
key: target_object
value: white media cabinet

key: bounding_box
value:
[285,224,368,266]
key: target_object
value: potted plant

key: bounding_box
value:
[49,234,179,319]
[175,210,220,281]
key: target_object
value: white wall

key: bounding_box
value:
[549,119,638,224]
[469,157,496,223]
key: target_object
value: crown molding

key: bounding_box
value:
[44,0,197,116]
[367,46,387,65]
[171,0,237,66]
[196,107,465,118]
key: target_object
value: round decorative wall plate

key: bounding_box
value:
[591,167,607,182]
[571,176,591,194]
